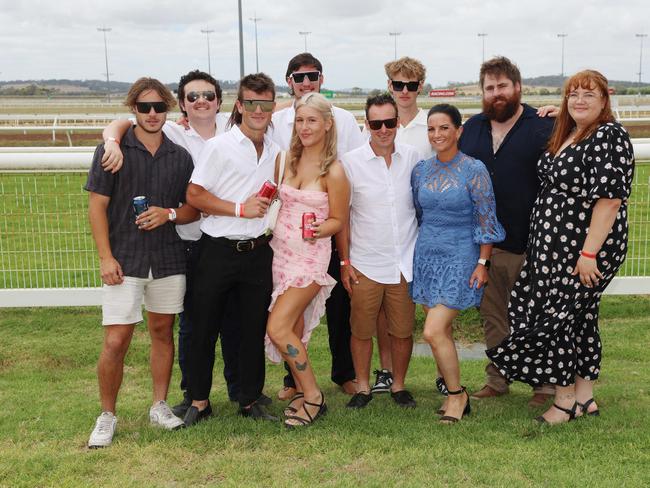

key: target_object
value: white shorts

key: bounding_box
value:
[101,272,186,326]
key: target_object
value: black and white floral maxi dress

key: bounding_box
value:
[486,122,635,387]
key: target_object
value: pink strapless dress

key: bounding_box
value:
[265,184,336,363]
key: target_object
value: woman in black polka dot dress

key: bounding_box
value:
[486,70,635,424]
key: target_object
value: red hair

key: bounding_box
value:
[547,69,615,155]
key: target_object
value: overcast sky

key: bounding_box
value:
[0,0,648,89]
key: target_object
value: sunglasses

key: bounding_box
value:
[241,99,275,112]
[186,91,217,103]
[391,80,420,92]
[135,101,167,114]
[367,118,398,130]
[290,71,321,83]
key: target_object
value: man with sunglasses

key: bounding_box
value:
[183,73,280,425]
[268,52,365,401]
[99,70,258,416]
[337,93,421,410]
[85,77,199,448]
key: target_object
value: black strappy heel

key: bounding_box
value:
[283,392,304,417]
[439,387,471,424]
[577,398,600,417]
[284,391,327,429]
[535,402,578,424]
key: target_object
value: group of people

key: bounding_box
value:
[84,52,635,447]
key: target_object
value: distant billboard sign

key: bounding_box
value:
[429,89,456,97]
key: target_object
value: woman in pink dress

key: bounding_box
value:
[266,93,350,428]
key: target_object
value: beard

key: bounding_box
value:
[483,90,521,122]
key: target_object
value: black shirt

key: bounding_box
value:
[84,126,194,278]
[459,104,554,254]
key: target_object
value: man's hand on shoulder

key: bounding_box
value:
[536,105,560,118]
[100,139,124,174]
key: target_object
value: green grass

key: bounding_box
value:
[0,297,649,487]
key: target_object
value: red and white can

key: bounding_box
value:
[257,180,278,200]
[302,212,316,240]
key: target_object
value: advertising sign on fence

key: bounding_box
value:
[429,89,457,97]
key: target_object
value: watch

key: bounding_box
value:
[167,208,177,221]
[478,258,491,269]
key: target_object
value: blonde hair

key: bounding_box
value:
[288,93,338,178]
[384,57,426,81]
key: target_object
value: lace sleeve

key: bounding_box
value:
[411,162,423,226]
[467,158,505,244]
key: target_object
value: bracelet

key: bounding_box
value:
[234,203,241,218]
[579,250,597,259]
[104,136,120,144]
[239,203,244,218]
[340,259,350,266]
[167,208,177,221]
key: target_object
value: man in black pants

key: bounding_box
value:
[183,73,280,424]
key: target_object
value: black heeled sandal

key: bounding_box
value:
[284,391,327,429]
[283,392,304,417]
[535,402,578,424]
[577,398,600,417]
[439,387,471,424]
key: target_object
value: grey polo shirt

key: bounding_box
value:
[84,126,194,279]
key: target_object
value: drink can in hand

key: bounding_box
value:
[302,212,316,240]
[133,196,149,217]
[257,180,278,200]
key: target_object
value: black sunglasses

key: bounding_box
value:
[290,71,321,83]
[186,91,217,103]
[391,80,420,92]
[135,102,167,114]
[241,99,275,112]
[367,118,398,130]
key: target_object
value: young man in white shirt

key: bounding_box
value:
[183,73,280,425]
[269,53,365,399]
[99,71,257,416]
[339,94,421,409]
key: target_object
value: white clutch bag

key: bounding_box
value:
[265,151,286,234]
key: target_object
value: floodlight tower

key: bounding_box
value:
[97,26,112,102]
[389,32,401,60]
[478,33,488,63]
[299,31,311,51]
[557,33,568,77]
[250,14,262,72]
[201,28,215,75]
[636,33,648,94]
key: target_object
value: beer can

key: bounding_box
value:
[257,179,278,200]
[133,196,149,216]
[302,212,316,240]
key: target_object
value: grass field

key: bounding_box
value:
[0,296,649,487]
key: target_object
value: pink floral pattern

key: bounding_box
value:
[265,185,336,363]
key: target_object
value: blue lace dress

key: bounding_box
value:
[410,152,505,309]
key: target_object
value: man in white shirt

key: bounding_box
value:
[99,70,254,416]
[338,94,421,409]
[269,53,365,399]
[183,73,280,425]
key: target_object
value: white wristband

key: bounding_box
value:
[235,202,241,218]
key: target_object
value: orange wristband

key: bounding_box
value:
[579,250,597,259]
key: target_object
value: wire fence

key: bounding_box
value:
[0,165,649,295]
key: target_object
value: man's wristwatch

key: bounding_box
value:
[478,258,491,269]
[167,208,177,221]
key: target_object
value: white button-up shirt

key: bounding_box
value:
[191,124,280,239]
[341,142,421,284]
[269,104,365,157]
[162,113,231,241]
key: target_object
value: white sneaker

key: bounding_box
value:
[88,412,117,448]
[149,400,185,430]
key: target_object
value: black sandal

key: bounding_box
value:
[577,398,600,417]
[535,402,578,424]
[283,392,304,417]
[284,391,327,429]
[439,387,471,424]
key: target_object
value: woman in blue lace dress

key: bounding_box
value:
[411,104,505,423]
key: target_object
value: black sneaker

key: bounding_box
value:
[257,393,272,406]
[391,390,417,408]
[238,402,278,422]
[346,392,373,409]
[370,369,393,394]
[183,403,213,427]
[171,393,192,418]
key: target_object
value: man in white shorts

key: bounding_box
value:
[84,77,198,448]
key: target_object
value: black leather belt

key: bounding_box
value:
[208,234,271,252]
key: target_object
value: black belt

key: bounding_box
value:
[208,234,271,252]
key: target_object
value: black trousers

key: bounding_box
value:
[187,234,272,407]
[283,241,355,388]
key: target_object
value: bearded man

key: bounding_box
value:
[458,57,556,407]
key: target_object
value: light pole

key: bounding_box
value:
[97,26,111,102]
[201,28,215,75]
[250,14,262,72]
[636,33,648,94]
[238,0,244,78]
[299,31,311,52]
[557,33,568,77]
[477,33,488,63]
[389,32,401,60]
